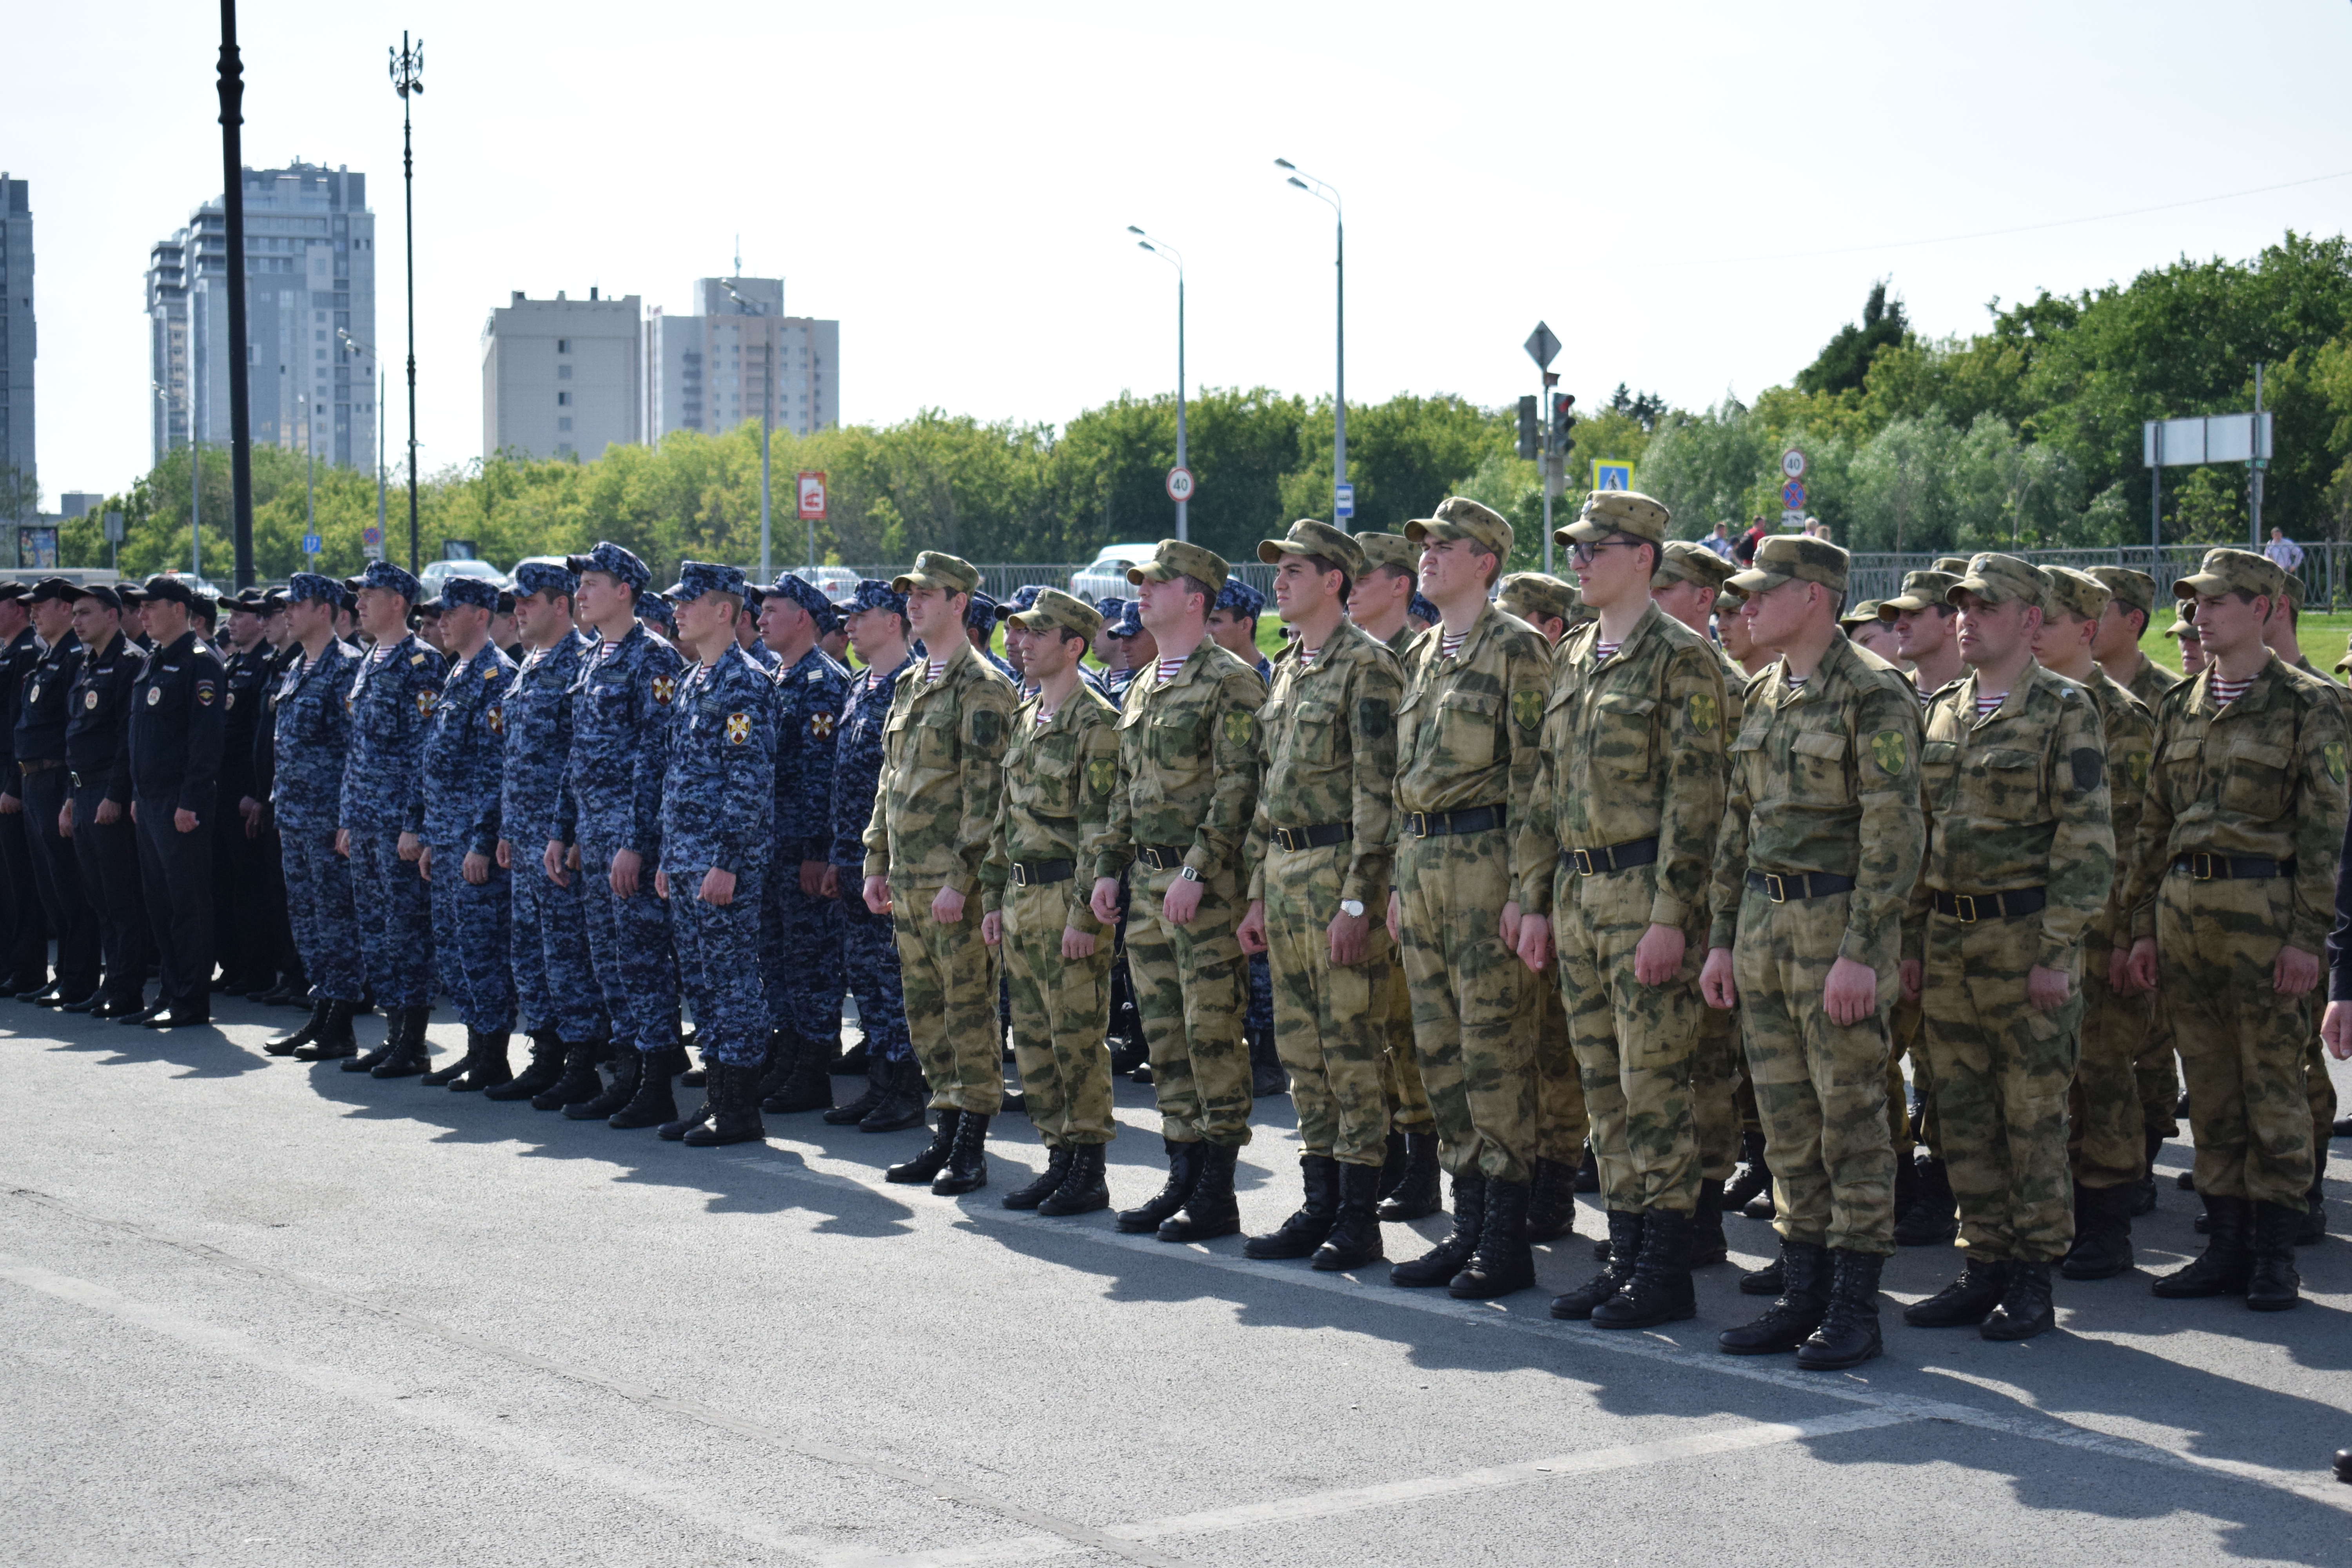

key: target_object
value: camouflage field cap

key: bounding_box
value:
[440,575,501,612]
[1838,599,1886,628]
[1405,497,1514,562]
[892,550,981,597]
[1714,588,1747,616]
[2085,565,2156,620]
[1878,569,1961,617]
[1727,534,1849,595]
[1126,537,1230,598]
[663,560,748,604]
[512,558,579,599]
[2172,547,2286,603]
[1353,532,1419,575]
[1009,586,1102,645]
[2162,613,2202,642]
[638,593,677,634]
[1258,518,1367,580]
[1559,488,1671,548]
[1653,540,1735,592]
[1949,553,2050,609]
[2040,565,2112,623]
[355,559,421,602]
[2284,571,2307,610]
[1104,599,1146,639]
[1495,572,1578,626]
[414,596,445,617]
[1933,555,1972,574]
[285,572,341,606]
[565,541,651,592]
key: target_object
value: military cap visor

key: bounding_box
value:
[1561,489,1671,548]
[1256,519,1367,579]
[2040,566,2112,622]
[1947,554,2049,608]
[0,582,28,602]
[60,582,124,611]
[2172,548,2285,602]
[139,574,198,608]
[25,577,78,604]
[891,550,982,597]
[1009,586,1101,643]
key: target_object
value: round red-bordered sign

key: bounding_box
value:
[1165,466,1196,503]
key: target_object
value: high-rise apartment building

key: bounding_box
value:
[646,275,837,443]
[480,289,643,462]
[0,175,33,518]
[147,160,376,473]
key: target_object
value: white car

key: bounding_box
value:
[419,557,511,597]
[1069,543,1160,606]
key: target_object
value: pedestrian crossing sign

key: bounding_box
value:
[1592,461,1635,492]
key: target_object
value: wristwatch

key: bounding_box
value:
[1339,898,1365,919]
[1179,864,1201,882]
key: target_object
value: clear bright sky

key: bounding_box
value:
[11,0,2352,505]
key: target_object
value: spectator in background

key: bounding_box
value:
[1704,521,1737,560]
[2267,527,2305,573]
[1735,517,1767,565]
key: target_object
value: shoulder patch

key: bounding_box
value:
[1868,730,1909,776]
[1086,755,1116,797]
[415,689,437,716]
[195,681,216,706]
[1688,691,1717,735]
[2327,740,2347,787]
[809,710,836,740]
[486,705,505,735]
[970,705,1006,750]
[2070,747,2104,791]
[1222,710,1255,748]
[2127,748,2150,791]
[650,674,676,706]
[1510,689,1544,733]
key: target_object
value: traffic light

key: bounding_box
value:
[1548,392,1577,457]
[1516,396,1539,461]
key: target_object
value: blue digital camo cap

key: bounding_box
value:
[1215,577,1265,619]
[1410,592,1439,623]
[998,583,1043,621]
[1105,599,1145,638]
[511,557,579,599]
[440,575,500,612]
[355,558,421,601]
[832,578,906,617]
[662,559,747,604]
[638,593,677,634]
[964,588,999,632]
[740,582,766,611]
[286,571,342,605]
[769,571,835,623]
[565,539,652,592]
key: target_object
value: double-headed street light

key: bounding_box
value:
[1127,226,1188,543]
[1275,158,1345,528]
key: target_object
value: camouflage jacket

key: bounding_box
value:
[339,632,445,835]
[1709,632,1925,965]
[1907,663,2115,973]
[1242,621,1402,908]
[862,638,1016,892]
[772,645,852,859]
[2124,652,2350,953]
[270,640,360,828]
[660,644,776,875]
[1521,601,1727,928]
[1095,637,1267,884]
[420,641,516,858]
[2077,670,2155,946]
[499,630,590,851]
[832,654,912,870]
[2120,654,2181,715]
[564,622,683,857]
[1393,601,1552,889]
[980,680,1120,929]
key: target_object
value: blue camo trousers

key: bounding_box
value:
[513,856,607,1042]
[671,861,767,1067]
[760,872,845,1047]
[579,842,679,1056]
[427,856,515,1033]
[839,891,911,1065]
[281,821,361,1003]
[349,828,433,1008]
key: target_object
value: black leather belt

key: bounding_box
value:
[1136,844,1191,871]
[1403,804,1506,838]
[1747,869,1856,903]
[18,759,58,775]
[1563,836,1659,877]
[1272,822,1352,853]
[69,771,97,790]
[1930,887,2047,922]
[1008,858,1074,887]
[2172,852,2295,881]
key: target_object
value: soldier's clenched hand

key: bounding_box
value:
[463,851,490,887]
[1700,946,1737,1009]
[980,910,1002,947]
[1089,877,1122,927]
[608,846,642,898]
[1061,925,1097,961]
[1898,958,1922,1005]
[699,867,736,907]
[1162,875,1203,927]
[542,838,570,888]
[1236,900,1269,956]
[931,886,965,925]
[863,874,893,915]
[1327,906,1368,968]
[1514,917,1550,975]
[2274,944,2321,997]
[1822,955,1879,1027]
[1633,924,1685,987]
[2025,964,2072,1014]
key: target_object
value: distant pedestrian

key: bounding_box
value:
[2266,528,2305,572]
[1704,521,1737,560]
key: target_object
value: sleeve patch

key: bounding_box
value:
[415,689,437,716]
[486,706,505,735]
[1086,756,1117,797]
[2127,748,2151,791]
[2069,747,2104,791]
[650,675,676,706]
[195,681,216,706]
[809,711,836,740]
[2327,740,2348,786]
[1868,730,1909,776]
[1510,690,1544,732]
[1222,710,1255,748]
[1688,691,1717,735]
[725,712,751,745]
[970,705,1006,751]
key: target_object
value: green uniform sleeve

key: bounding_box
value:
[1708,723,1759,952]
[2123,692,2185,943]
[947,679,1014,897]
[1094,685,1138,884]
[1069,717,1118,934]
[1187,670,1265,879]
[1503,637,1552,905]
[1844,675,1925,969]
[1650,642,1728,932]
[1343,650,1401,909]
[2290,685,2350,956]
[2037,686,2117,973]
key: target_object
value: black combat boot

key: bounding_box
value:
[683,1062,769,1147]
[1981,1259,2056,1340]
[420,1027,478,1087]
[1893,1157,1958,1245]
[1116,1139,1202,1232]
[1593,1207,1697,1328]
[658,1085,712,1141]
[1893,1154,1922,1225]
[269,1000,331,1056]
[860,1056,928,1133]
[1524,1156,1580,1244]
[287,1000,359,1062]
[2247,1201,2305,1312]
[823,1050,889,1125]
[1551,1210,1642,1319]
[342,1005,412,1072]
[885,1109,960,1185]
[486,1033,563,1100]
[1374,1130,1408,1203]
[1038,1144,1111,1217]
[1450,1179,1534,1298]
[1722,1129,1771,1214]
[1159,1141,1240,1242]
[2131,1127,2164,1217]
[452,1031,511,1091]
[1905,1257,2014,1327]
[369,1007,433,1078]
[1719,1241,1832,1355]
[1313,1161,1387,1272]
[1690,1180,1728,1267]
[1390,1172,1486,1288]
[1377,1132,1443,1222]
[2152,1194,2254,1298]
[1796,1249,1884,1370]
[1245,1155,1342,1259]
[1740,1249,1787,1296]
[2297,1171,2327,1247]
[832,1040,868,1075]
[564,1044,642,1120]
[533,1037,606,1111]
[607,1050,679,1129]
[1248,1024,1287,1099]
[762,1028,835,1115]
[2061,1182,2136,1280]
[931,1111,991,1195]
[1574,1143,1601,1193]
[1003,1146,1075,1210]
[750,1029,791,1103]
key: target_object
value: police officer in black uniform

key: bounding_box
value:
[0,581,49,993]
[125,575,226,1029]
[59,584,151,1016]
[16,578,99,1007]
[246,589,305,1005]
[212,590,274,994]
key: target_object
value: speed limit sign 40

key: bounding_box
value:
[1165,466,1196,503]
[1780,448,1807,480]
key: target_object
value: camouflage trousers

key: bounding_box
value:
[579,843,681,1056]
[1247,950,1273,1038]
[1265,841,1391,1168]
[1379,959,1435,1134]
[2138,1012,2182,1137]
[2157,873,2315,1209]
[1694,1002,1742,1181]
[2069,935,2153,1191]
[889,882,1003,1116]
[669,862,767,1068]
[840,884,913,1065]
[1395,828,1536,1184]
[762,866,846,1050]
[1920,910,2082,1263]
[1126,861,1252,1147]
[1887,995,1934,1158]
[1001,877,1114,1147]
[511,854,606,1043]
[1552,862,1702,1215]
[1731,887,1896,1255]
[280,821,360,1004]
[426,854,515,1034]
[1535,968,1587,1166]
[349,828,434,1009]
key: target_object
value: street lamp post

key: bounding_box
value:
[216,0,255,588]
[719,278,773,581]
[154,381,201,577]
[302,391,316,552]
[1276,159,1345,528]
[388,32,423,574]
[338,329,387,557]
[1127,227,1187,543]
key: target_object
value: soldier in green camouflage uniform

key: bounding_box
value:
[1385,497,1555,1300]
[2125,549,2349,1313]
[1089,539,1267,1243]
[1236,521,1403,1271]
[862,552,1019,1196]
[1898,555,2114,1343]
[1520,493,1728,1329]
[980,589,1120,1217]
[1705,535,1923,1371]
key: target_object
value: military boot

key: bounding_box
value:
[1796,1249,1884,1370]
[762,1028,835,1115]
[1720,1130,1772,1214]
[370,1007,433,1078]
[1893,1157,1958,1245]
[1592,1207,1696,1328]
[343,1005,412,1072]
[831,1040,868,1075]
[2247,1201,2304,1312]
[658,1084,713,1142]
[1003,1146,1075,1210]
[1377,1132,1443,1222]
[1159,1141,1240,1242]
[931,1111,991,1195]
[752,1029,797,1104]
[287,1001,360,1062]
[607,1049,679,1129]
[1551,1210,1642,1319]
[823,1050,889,1125]
[1904,1257,2014,1327]
[452,1031,512,1091]
[1038,1144,1110,1217]
[684,1062,770,1147]
[860,1056,929,1133]
[419,1026,475,1087]
[1981,1260,2056,1340]
[885,1109,961,1185]
[486,1033,564,1100]
[2152,1194,2254,1298]
[1740,1250,1787,1296]
[564,1042,641,1120]
[1689,1180,1729,1267]
[1449,1179,1534,1299]
[2130,1127,2164,1217]
[1248,1024,1287,1099]
[1244,1155,1341,1260]
[1116,1139,1202,1232]
[1524,1156,1580,1244]
[2296,1171,2327,1247]
[1390,1172,1486,1288]
[1573,1143,1601,1194]
[268,1000,332,1056]
[1312,1161,1387,1272]
[1719,1241,1832,1355]
[1374,1130,1408,1203]
[2061,1182,2136,1280]
[533,1036,606,1111]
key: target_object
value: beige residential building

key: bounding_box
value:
[480,289,642,462]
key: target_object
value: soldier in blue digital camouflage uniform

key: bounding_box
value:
[1207,575,1283,1098]
[488,558,609,1105]
[737,585,781,672]
[552,540,686,1125]
[966,589,1016,681]
[639,591,678,647]
[414,574,519,1091]
[753,571,853,1115]
[269,574,368,1060]
[336,559,446,1076]
[819,579,926,1132]
[638,561,778,1144]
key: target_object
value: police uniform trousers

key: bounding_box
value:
[839,886,913,1065]
[69,781,150,1003]
[579,843,679,1055]
[760,869,846,1050]
[1001,875,1115,1147]
[280,822,361,1002]
[0,802,47,986]
[1126,860,1253,1148]
[2070,933,2154,1191]
[1394,826,1537,1184]
[513,855,606,1043]
[134,790,216,1010]
[211,800,263,985]
[347,828,433,1010]
[20,764,98,995]
[1265,841,1390,1167]
[1730,886,1897,1255]
[888,880,1003,1116]
[670,861,766,1068]
[1379,959,1435,1133]
[427,853,515,1034]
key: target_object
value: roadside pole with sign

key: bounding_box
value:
[797,471,828,569]
[104,510,124,573]
[1526,321,1561,572]
[1334,481,1354,526]
[1780,448,1807,529]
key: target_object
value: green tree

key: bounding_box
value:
[1797,280,1910,397]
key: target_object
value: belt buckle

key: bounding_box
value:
[1276,827,1299,852]
[1011,863,1031,888]
[1407,812,1430,838]
[2192,852,2216,881]
[1953,893,1978,924]
[1572,848,1596,877]
[1764,872,1787,904]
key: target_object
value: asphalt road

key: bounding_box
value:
[6,998,2352,1567]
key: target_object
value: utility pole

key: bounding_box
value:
[720,277,773,580]
[2250,361,2267,547]
[1524,322,1561,573]
[216,0,255,589]
[1129,228,1188,541]
[390,32,423,574]
[1276,162,1345,524]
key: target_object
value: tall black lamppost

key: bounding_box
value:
[216,0,256,588]
[388,33,423,573]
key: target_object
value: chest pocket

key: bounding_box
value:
[1788,725,1848,801]
[2218,737,2293,820]
[1436,689,1499,770]
[1965,745,2045,821]
[911,708,958,771]
[1148,706,1203,771]
[1022,741,1080,817]
[1591,689,1657,777]
[1290,698,1340,768]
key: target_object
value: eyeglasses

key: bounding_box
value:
[1568,538,1639,566]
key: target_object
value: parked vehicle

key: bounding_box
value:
[1068,543,1159,605]
[419,557,512,597]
